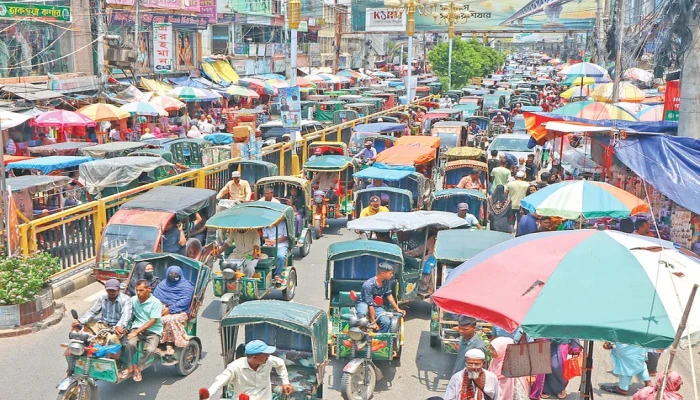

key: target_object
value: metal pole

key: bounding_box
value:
[406,35,413,101]
[0,118,8,254]
[448,37,453,90]
[95,0,105,95]
[134,0,140,74]
[290,29,298,85]
[400,45,404,67]
[677,20,700,138]
[611,0,625,103]
[655,284,699,400]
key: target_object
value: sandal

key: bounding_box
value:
[166,345,175,356]
[541,395,551,399]
[118,369,131,380]
[132,368,142,382]
[600,384,627,396]
[558,391,567,399]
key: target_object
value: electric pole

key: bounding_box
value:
[678,20,700,138]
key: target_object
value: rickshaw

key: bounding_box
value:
[443,159,489,191]
[58,253,208,399]
[482,94,506,112]
[494,90,513,106]
[486,109,512,135]
[255,176,313,255]
[303,155,357,234]
[202,146,231,167]
[354,164,434,213]
[203,133,234,145]
[93,186,216,280]
[445,90,463,103]
[325,240,406,399]
[444,146,484,162]
[128,148,175,163]
[80,156,177,198]
[8,175,73,220]
[228,160,279,196]
[359,97,385,112]
[338,95,364,104]
[300,101,318,120]
[79,142,146,159]
[207,202,299,317]
[332,109,359,125]
[429,230,512,352]
[374,93,396,110]
[349,123,406,156]
[430,121,469,165]
[166,138,211,169]
[427,81,443,95]
[359,135,397,155]
[29,142,96,157]
[6,155,93,176]
[415,86,431,99]
[308,141,348,161]
[374,144,437,180]
[395,135,441,176]
[344,102,374,117]
[430,188,487,225]
[463,116,491,147]
[317,101,345,124]
[218,301,328,399]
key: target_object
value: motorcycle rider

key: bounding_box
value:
[354,140,377,161]
[73,278,132,346]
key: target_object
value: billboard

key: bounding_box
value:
[351,0,596,32]
[365,8,406,32]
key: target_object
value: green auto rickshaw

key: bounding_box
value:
[79,142,146,159]
[317,101,345,124]
[165,138,211,169]
[79,156,178,198]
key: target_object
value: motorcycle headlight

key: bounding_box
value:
[313,195,324,204]
[68,342,85,356]
[348,327,366,342]
[222,268,237,280]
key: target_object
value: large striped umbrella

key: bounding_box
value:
[552,101,639,121]
[35,110,96,127]
[304,74,325,83]
[77,104,129,122]
[590,82,645,103]
[265,78,290,89]
[432,229,700,348]
[239,78,277,95]
[558,62,607,77]
[559,85,591,99]
[226,85,260,98]
[120,102,168,117]
[635,103,664,121]
[149,96,185,111]
[167,87,222,101]
[337,69,362,79]
[520,180,649,219]
[294,77,316,87]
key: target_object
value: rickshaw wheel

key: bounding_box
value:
[341,363,376,400]
[313,219,323,238]
[176,339,201,376]
[298,230,312,257]
[56,381,87,400]
[282,269,297,301]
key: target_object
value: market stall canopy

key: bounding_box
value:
[140,78,174,96]
[6,156,93,174]
[79,156,175,195]
[3,155,33,165]
[6,175,71,193]
[120,186,216,220]
[0,110,32,129]
[35,110,95,128]
[29,142,96,157]
[347,211,468,232]
[1,84,63,101]
[374,145,436,166]
[591,82,645,103]
[78,103,130,122]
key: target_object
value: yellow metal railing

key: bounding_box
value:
[20,97,435,276]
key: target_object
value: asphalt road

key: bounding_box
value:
[1,219,698,400]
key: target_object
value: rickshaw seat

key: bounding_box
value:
[272,365,318,397]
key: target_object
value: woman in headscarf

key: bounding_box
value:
[153,266,194,354]
[488,184,512,233]
[542,339,582,398]
[633,371,684,400]
[489,337,529,400]
[126,262,160,296]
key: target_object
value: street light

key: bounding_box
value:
[385,0,438,103]
[433,1,470,90]
[287,0,301,86]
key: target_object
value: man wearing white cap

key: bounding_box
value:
[217,171,252,203]
[505,170,530,221]
[445,348,499,400]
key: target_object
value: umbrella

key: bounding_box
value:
[548,58,562,65]
[239,78,277,95]
[520,180,649,219]
[36,110,96,127]
[624,68,653,83]
[148,96,185,111]
[294,77,316,87]
[560,85,591,99]
[337,69,362,79]
[304,74,326,83]
[347,211,469,232]
[226,85,260,98]
[371,71,395,78]
[552,101,639,121]
[265,79,290,89]
[319,73,341,83]
[0,110,33,129]
[120,102,168,117]
[78,104,129,122]
[558,62,607,77]
[635,103,664,121]
[167,87,222,101]
[561,75,610,85]
[590,82,645,103]
[432,229,700,348]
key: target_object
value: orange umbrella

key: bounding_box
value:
[149,96,185,111]
[78,103,130,122]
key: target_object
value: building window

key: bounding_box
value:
[212,26,229,55]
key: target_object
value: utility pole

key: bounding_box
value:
[334,5,342,73]
[611,0,625,103]
[678,20,700,138]
[96,0,105,95]
[134,0,140,75]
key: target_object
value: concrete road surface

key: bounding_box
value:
[1,219,698,399]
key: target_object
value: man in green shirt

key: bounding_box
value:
[490,157,511,192]
[120,280,163,382]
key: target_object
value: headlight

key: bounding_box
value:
[348,327,365,342]
[222,268,236,280]
[68,342,85,356]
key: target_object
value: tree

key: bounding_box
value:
[427,38,505,89]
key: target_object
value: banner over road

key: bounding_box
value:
[351,0,596,32]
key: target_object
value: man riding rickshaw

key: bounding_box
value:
[303,155,357,235]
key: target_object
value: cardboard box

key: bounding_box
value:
[232,126,252,143]
[231,143,244,158]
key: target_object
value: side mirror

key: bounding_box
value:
[71,309,79,320]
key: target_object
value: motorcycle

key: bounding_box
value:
[312,189,329,238]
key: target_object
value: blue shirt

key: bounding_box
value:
[162,225,183,254]
[360,277,393,306]
[516,213,537,237]
[354,147,377,159]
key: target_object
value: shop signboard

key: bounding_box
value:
[49,76,100,93]
[0,3,71,22]
[200,0,217,22]
[279,86,301,132]
[664,80,680,121]
[153,23,174,73]
[353,0,596,32]
[138,0,200,12]
[298,21,308,32]
[365,8,405,32]
[230,0,272,16]
[109,10,211,29]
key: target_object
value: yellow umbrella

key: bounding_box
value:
[77,103,130,122]
[568,76,596,86]
[560,85,591,99]
[590,82,645,103]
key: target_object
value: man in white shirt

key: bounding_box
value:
[457,203,482,229]
[445,349,499,400]
[223,229,261,277]
[206,340,294,400]
[353,140,377,160]
[200,117,215,134]
[262,219,288,283]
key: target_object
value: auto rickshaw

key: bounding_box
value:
[420,109,463,134]
[482,94,506,112]
[374,93,396,110]
[57,253,208,399]
[300,101,318,120]
[93,186,217,280]
[166,138,211,169]
[430,188,487,224]
[445,90,463,103]
[80,156,178,199]
[307,141,348,161]
[353,163,434,210]
[415,86,431,99]
[349,123,406,155]
[218,301,328,399]
[327,90,350,98]
[427,81,443,95]
[255,176,313,254]
[317,101,345,124]
[443,159,489,191]
[486,109,512,135]
[207,202,299,317]
[201,146,231,167]
[430,121,469,165]
[358,135,397,155]
[307,94,331,102]
[344,102,374,117]
[325,240,405,399]
[359,97,386,113]
[79,142,146,159]
[453,103,480,117]
[463,116,491,148]
[128,148,175,163]
[429,229,511,352]
[8,175,74,220]
[228,160,279,198]
[332,109,359,125]
[303,155,357,234]
[6,155,93,176]
[374,145,437,180]
[29,142,96,157]
[338,94,363,104]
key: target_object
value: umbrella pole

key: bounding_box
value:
[577,339,594,400]
[655,284,699,400]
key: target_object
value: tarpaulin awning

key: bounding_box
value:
[121,186,216,220]
[140,78,173,95]
[613,134,700,215]
[80,156,175,195]
[374,145,436,166]
[6,156,93,174]
[353,166,413,181]
[545,121,612,133]
[2,84,63,101]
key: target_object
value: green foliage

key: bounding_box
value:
[428,38,505,89]
[0,252,61,305]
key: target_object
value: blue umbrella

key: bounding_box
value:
[559,62,608,77]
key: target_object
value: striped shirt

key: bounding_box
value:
[79,292,133,329]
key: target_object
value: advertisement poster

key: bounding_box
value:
[176,31,195,70]
[353,0,596,31]
[664,80,680,121]
[153,23,173,73]
[279,86,301,132]
[365,8,406,32]
[136,32,151,74]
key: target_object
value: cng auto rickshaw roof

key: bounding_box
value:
[6,155,94,174]
[79,156,176,195]
[433,188,487,201]
[303,155,356,171]
[353,164,414,181]
[7,175,71,192]
[79,141,146,158]
[256,175,310,189]
[395,135,441,149]
[121,186,217,220]
[434,229,513,263]
[374,145,436,166]
[347,211,468,232]
[327,240,404,264]
[353,122,406,133]
[444,146,484,159]
[206,201,295,230]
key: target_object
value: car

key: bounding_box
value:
[258,120,325,144]
[487,133,537,162]
[512,114,527,134]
